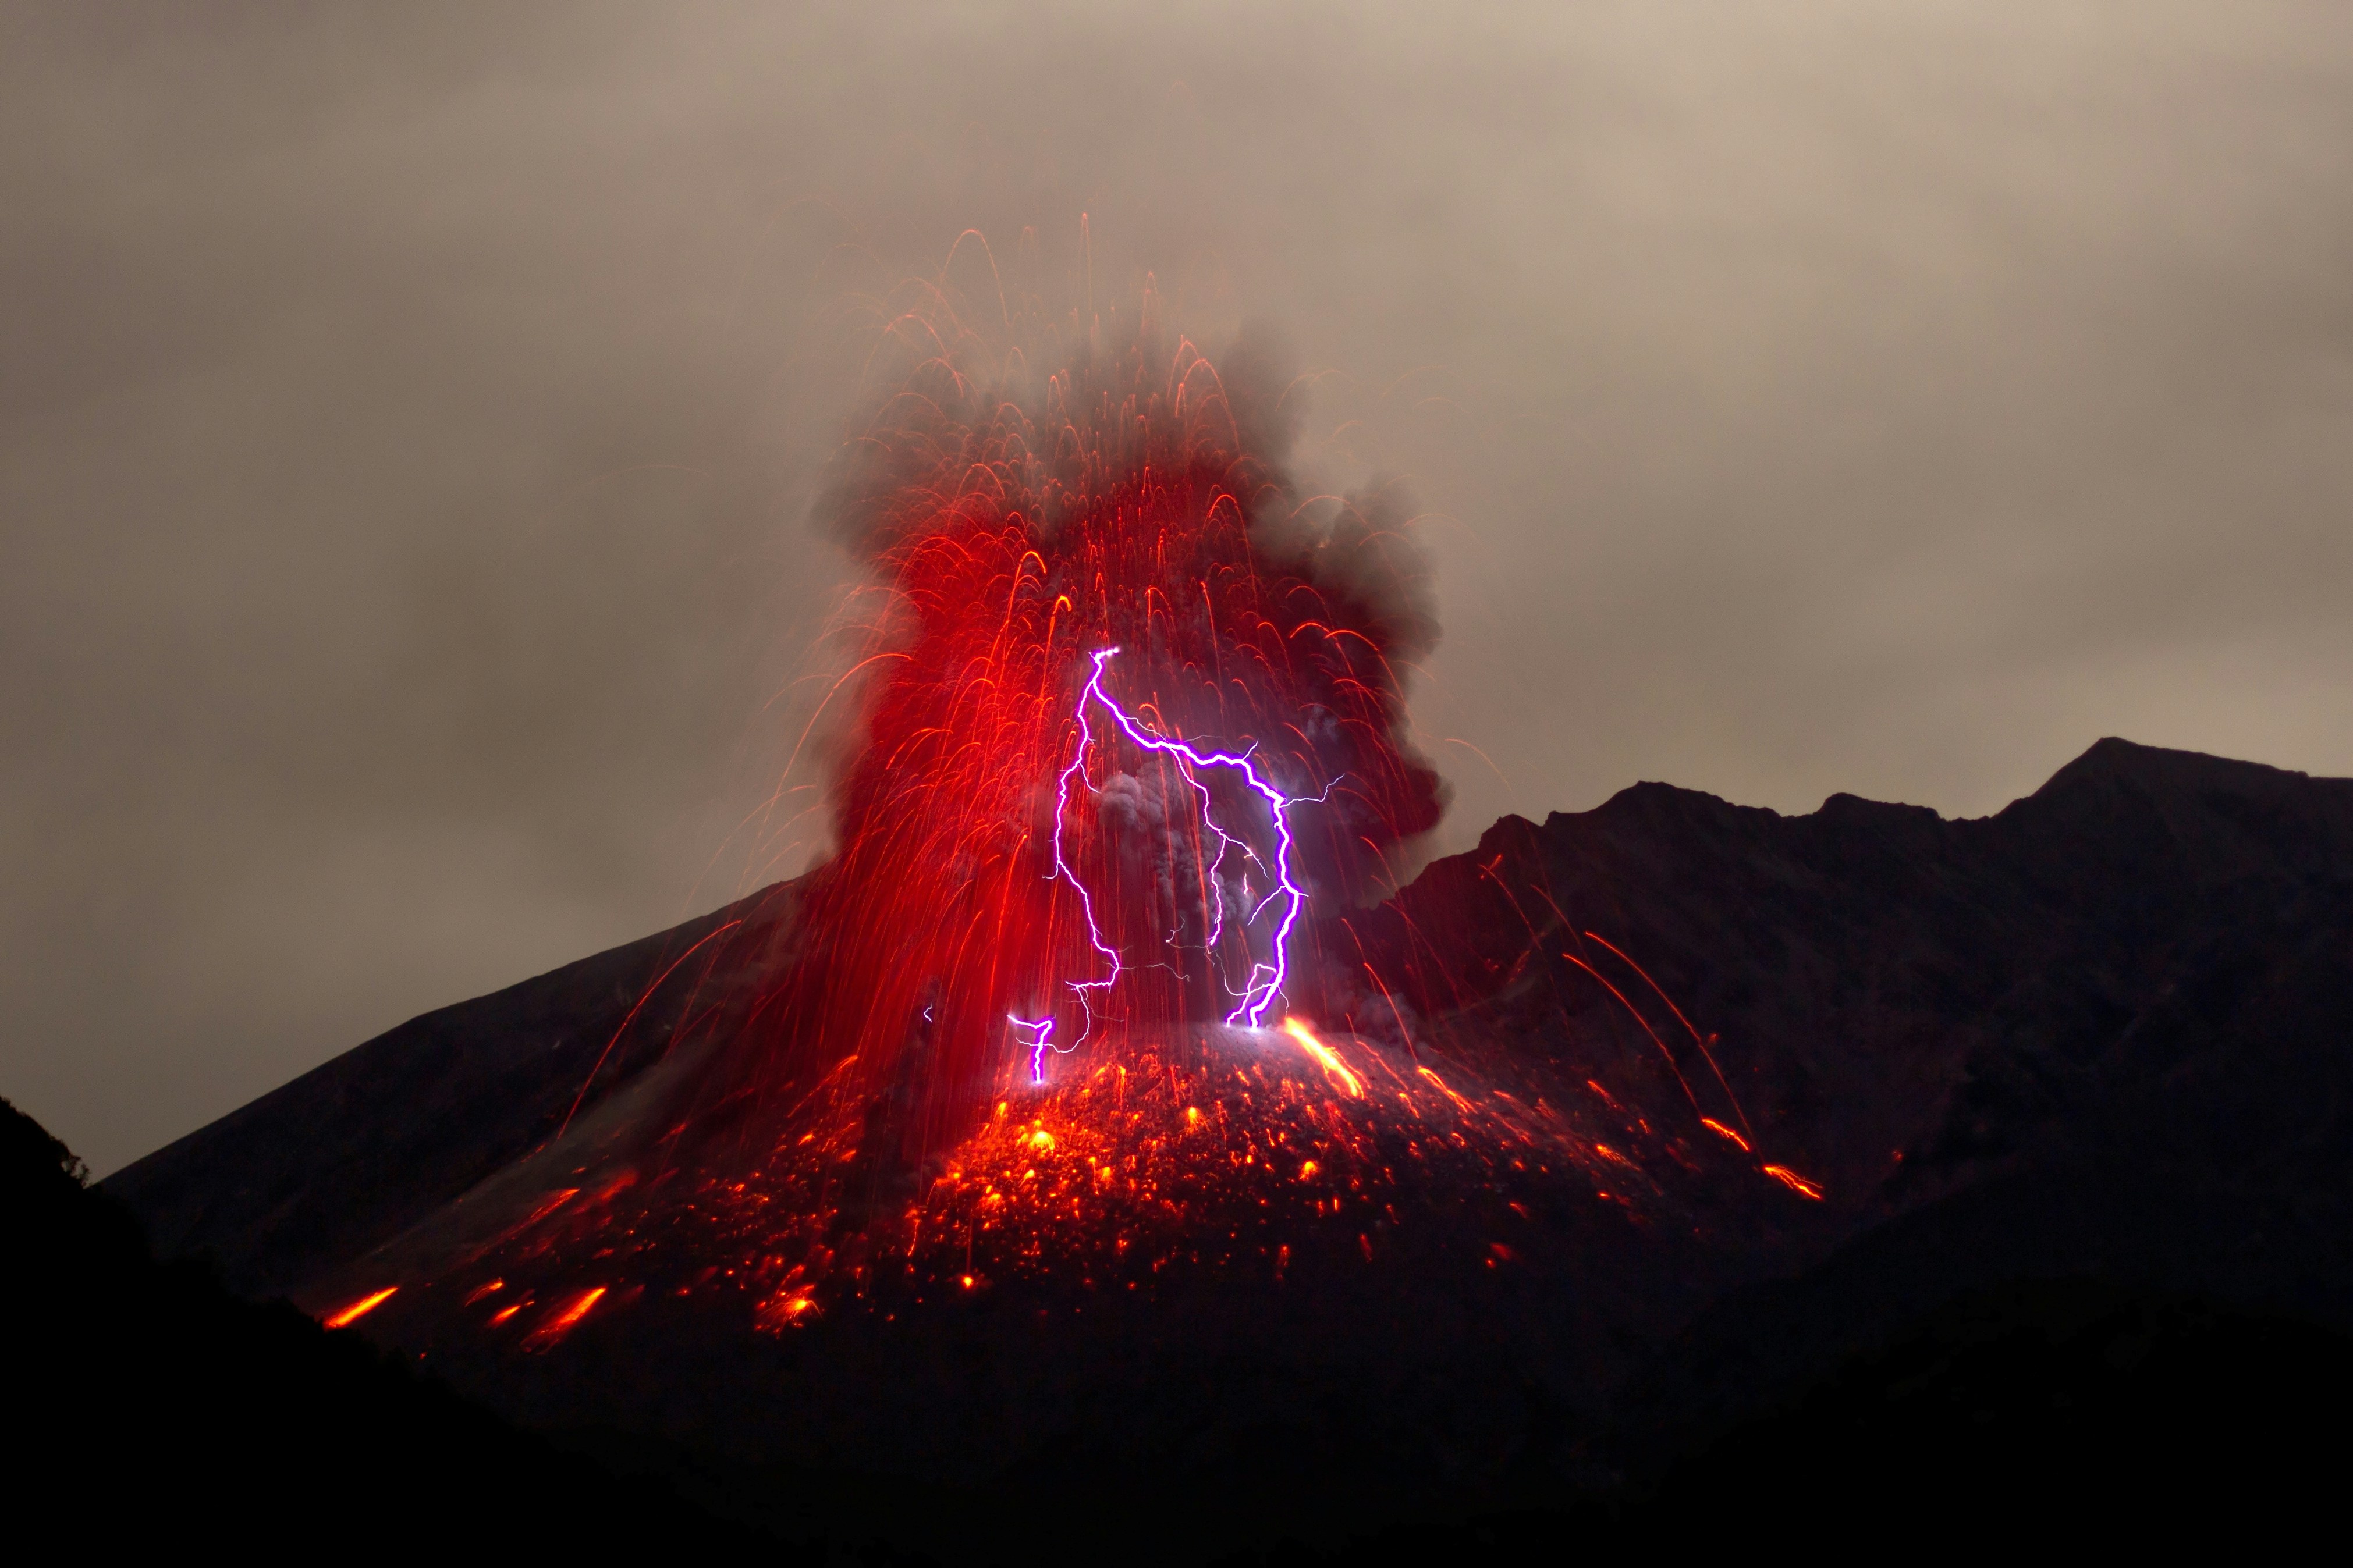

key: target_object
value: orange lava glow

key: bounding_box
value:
[757,1290,821,1331]
[1762,1165,1825,1200]
[1700,1118,1751,1153]
[452,1016,1725,1333]
[524,1287,606,1348]
[324,1286,398,1328]
[1280,1018,1365,1099]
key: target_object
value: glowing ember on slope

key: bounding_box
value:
[393,1021,1705,1339]
[524,1286,608,1349]
[1280,1018,1365,1099]
[323,1286,398,1328]
[1700,1118,1751,1153]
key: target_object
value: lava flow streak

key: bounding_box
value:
[324,1286,398,1328]
[1040,645,1324,1075]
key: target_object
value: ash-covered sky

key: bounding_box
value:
[6,2,2349,1174]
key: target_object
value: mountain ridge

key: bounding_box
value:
[110,734,2352,1300]
[100,734,2353,1543]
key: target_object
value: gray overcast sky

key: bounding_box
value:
[5,2,2349,1174]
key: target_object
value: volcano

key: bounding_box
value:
[90,249,2353,1559]
[107,736,2353,1553]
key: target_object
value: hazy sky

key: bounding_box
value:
[6,1,2348,1174]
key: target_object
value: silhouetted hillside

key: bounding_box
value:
[1642,1275,2353,1541]
[100,881,803,1299]
[1,1094,856,1555]
[1264,1277,2353,1563]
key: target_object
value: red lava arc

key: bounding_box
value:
[312,287,1823,1345]
[324,1285,398,1329]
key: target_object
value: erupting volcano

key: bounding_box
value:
[748,307,1448,1139]
[111,509,2353,1553]
[260,301,1797,1367]
[86,250,2353,1561]
[120,279,2168,1560]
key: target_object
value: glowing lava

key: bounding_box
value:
[291,280,1827,1358]
[323,1286,398,1328]
[1280,1017,1365,1099]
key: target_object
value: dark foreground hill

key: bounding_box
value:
[20,1093,2350,1556]
[88,737,2353,1556]
[2,1095,782,1553]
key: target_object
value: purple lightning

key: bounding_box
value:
[1025,646,1319,1081]
[1006,1014,1055,1083]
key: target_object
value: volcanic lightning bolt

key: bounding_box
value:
[1035,645,1324,1078]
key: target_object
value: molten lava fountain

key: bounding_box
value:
[638,317,1465,1317]
[318,314,1791,1397]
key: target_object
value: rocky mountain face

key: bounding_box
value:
[1364,736,2353,1462]
[104,738,2353,1550]
[109,881,806,1300]
[1379,734,2353,1260]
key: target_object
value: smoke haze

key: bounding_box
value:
[5,1,2349,1172]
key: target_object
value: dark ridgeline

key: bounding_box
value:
[81,737,2353,1556]
[100,879,806,1302]
[3,1095,783,1553]
[1361,735,2353,1386]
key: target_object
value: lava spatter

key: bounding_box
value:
[325,1013,1756,1346]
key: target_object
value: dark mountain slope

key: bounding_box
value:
[1314,1278,2353,1562]
[3,1095,790,1553]
[91,737,2353,1555]
[108,879,801,1296]
[32,1080,2349,1559]
[120,737,2353,1314]
[1364,735,2353,1232]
